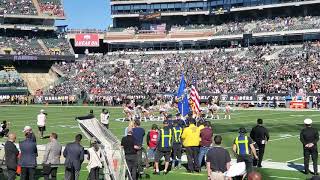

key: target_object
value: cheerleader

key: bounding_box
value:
[207,99,214,119]
[123,103,134,121]
[224,104,231,119]
[212,103,220,120]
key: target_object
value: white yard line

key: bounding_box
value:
[269,176,300,179]
[268,135,299,142]
[225,135,299,149]
[286,153,320,163]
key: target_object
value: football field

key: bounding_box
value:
[0,105,319,180]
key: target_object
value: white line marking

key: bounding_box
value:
[269,135,299,142]
[286,153,320,162]
[269,176,300,179]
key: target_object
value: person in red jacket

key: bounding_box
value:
[146,124,159,168]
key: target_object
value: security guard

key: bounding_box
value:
[232,127,258,174]
[250,118,269,167]
[300,118,319,175]
[171,121,183,169]
[166,114,174,129]
[154,120,172,175]
[175,113,186,129]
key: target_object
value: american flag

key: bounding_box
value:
[190,77,200,113]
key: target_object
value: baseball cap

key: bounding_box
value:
[239,127,247,134]
[304,118,313,125]
[40,109,45,113]
[176,113,181,117]
[23,126,32,132]
[151,124,158,130]
[91,137,98,144]
[163,120,169,124]
[189,118,196,124]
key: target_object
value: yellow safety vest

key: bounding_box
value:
[161,129,172,148]
[235,136,249,155]
[173,127,182,143]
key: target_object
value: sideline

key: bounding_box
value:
[1,104,320,112]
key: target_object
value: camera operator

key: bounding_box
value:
[0,121,10,137]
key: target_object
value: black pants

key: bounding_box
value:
[185,146,199,171]
[103,124,109,129]
[20,167,35,180]
[237,155,253,174]
[257,144,265,166]
[125,154,138,180]
[172,143,182,160]
[136,149,143,174]
[304,147,318,174]
[0,129,9,137]
[7,168,16,180]
[43,165,58,180]
[88,167,100,180]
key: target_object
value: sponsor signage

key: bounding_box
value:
[139,12,161,21]
[0,55,75,61]
[35,95,77,103]
[75,33,99,47]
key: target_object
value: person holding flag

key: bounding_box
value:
[190,77,201,118]
[176,74,190,118]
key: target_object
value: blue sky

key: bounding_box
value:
[55,0,112,30]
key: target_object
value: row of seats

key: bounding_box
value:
[106,16,320,40]
[0,68,26,87]
[0,0,64,17]
[0,36,72,56]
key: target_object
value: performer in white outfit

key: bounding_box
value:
[37,109,46,138]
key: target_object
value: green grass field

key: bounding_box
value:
[0,105,319,179]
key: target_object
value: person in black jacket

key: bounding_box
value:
[63,134,85,180]
[121,128,138,180]
[0,121,10,137]
[250,119,269,167]
[4,133,19,180]
[300,118,319,175]
[19,132,38,180]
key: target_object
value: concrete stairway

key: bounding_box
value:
[32,0,42,15]
[20,69,58,95]
[37,39,50,54]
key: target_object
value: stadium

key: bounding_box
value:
[0,0,320,179]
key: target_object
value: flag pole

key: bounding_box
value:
[182,99,184,120]
[182,71,184,119]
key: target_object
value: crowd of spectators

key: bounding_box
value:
[38,0,64,17]
[0,34,72,56]
[0,0,37,15]
[170,16,320,35]
[0,70,26,87]
[47,42,320,96]
[42,37,73,55]
[0,0,65,17]
[0,36,46,55]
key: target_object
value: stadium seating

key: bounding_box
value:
[0,33,73,56]
[38,0,64,17]
[0,36,46,55]
[47,43,320,96]
[171,16,320,36]
[42,37,73,55]
[0,67,26,88]
[0,0,38,15]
